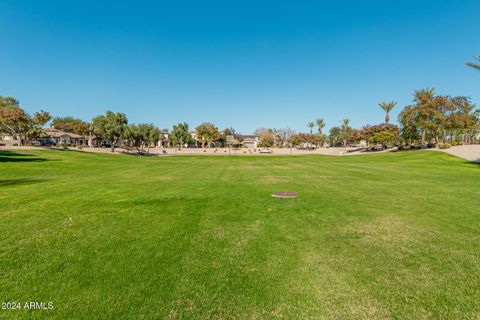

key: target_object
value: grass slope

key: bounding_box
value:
[0,150,479,319]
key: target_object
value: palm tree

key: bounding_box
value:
[307,121,314,135]
[316,118,325,135]
[340,119,350,147]
[466,56,480,70]
[378,101,397,126]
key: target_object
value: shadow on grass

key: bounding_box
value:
[0,179,49,187]
[0,150,49,163]
[463,160,480,167]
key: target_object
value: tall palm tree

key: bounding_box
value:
[316,118,325,135]
[307,121,314,135]
[378,101,397,126]
[466,56,480,70]
[340,119,350,147]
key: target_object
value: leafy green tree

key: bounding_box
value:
[169,122,192,148]
[466,56,480,70]
[412,88,435,147]
[195,122,219,148]
[52,117,89,135]
[127,123,160,153]
[360,124,399,149]
[369,131,397,149]
[378,101,396,126]
[413,89,452,147]
[92,111,128,152]
[329,126,342,147]
[398,106,419,145]
[446,97,479,144]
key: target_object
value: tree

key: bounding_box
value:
[126,123,160,153]
[220,127,244,147]
[360,124,399,149]
[466,56,480,70]
[290,133,306,147]
[369,131,397,149]
[91,111,128,152]
[398,105,419,145]
[446,97,479,145]
[0,96,51,145]
[52,117,88,134]
[272,128,295,147]
[195,122,219,148]
[307,121,315,135]
[169,122,192,148]
[33,110,52,126]
[411,89,451,148]
[27,110,52,142]
[254,128,275,147]
[396,89,479,147]
[378,101,396,126]
[412,88,435,147]
[0,97,29,143]
[328,126,342,147]
[340,119,351,146]
[316,118,325,135]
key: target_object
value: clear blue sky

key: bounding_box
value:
[1,0,479,133]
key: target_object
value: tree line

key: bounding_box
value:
[1,56,479,152]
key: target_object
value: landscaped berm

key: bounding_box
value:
[1,149,479,319]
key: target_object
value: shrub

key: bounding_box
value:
[439,143,452,149]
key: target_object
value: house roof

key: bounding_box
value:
[45,128,82,139]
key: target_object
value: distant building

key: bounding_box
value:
[0,134,20,146]
[241,135,259,148]
[158,131,170,148]
[44,128,84,145]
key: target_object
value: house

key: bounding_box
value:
[157,131,170,148]
[44,128,84,146]
[0,134,20,146]
[241,135,259,148]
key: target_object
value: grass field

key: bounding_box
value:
[1,149,479,319]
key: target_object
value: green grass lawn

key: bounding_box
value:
[1,150,479,319]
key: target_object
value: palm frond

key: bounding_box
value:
[466,56,480,70]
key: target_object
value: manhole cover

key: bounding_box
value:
[271,192,299,198]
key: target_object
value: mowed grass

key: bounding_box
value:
[0,150,479,319]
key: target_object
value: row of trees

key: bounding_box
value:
[0,97,52,144]
[2,92,478,152]
[2,55,479,151]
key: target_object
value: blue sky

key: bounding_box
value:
[1,0,479,133]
